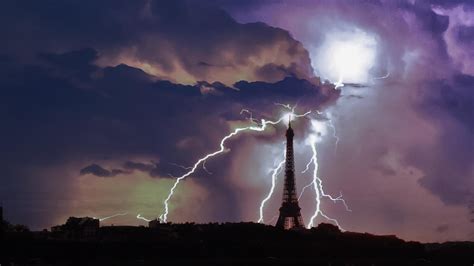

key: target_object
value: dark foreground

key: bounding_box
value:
[2,223,474,266]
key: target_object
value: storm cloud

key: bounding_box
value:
[0,33,336,229]
[80,164,127,178]
[223,0,474,241]
[0,0,314,85]
[0,0,472,242]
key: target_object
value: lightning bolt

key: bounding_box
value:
[202,160,213,175]
[372,71,390,80]
[95,212,128,222]
[240,109,258,124]
[334,76,344,89]
[327,119,340,153]
[298,159,315,201]
[160,107,311,222]
[301,157,313,174]
[298,181,314,201]
[168,162,193,171]
[136,214,152,222]
[258,150,285,223]
[306,128,351,230]
[274,103,292,110]
[170,161,211,176]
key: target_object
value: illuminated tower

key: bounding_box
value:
[276,119,305,230]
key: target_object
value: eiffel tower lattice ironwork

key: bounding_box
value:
[276,118,305,230]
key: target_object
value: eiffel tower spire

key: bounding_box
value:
[276,118,305,230]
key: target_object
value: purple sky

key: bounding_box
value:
[0,0,472,242]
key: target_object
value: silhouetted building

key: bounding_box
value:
[0,205,4,233]
[276,119,305,230]
[148,219,160,228]
[51,217,99,239]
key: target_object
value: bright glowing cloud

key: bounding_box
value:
[311,28,378,84]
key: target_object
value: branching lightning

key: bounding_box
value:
[160,107,311,222]
[258,150,285,223]
[170,161,211,176]
[305,120,351,230]
[274,103,292,110]
[160,104,349,230]
[302,158,313,174]
[240,109,258,124]
[202,160,213,175]
[298,181,314,201]
[168,162,193,171]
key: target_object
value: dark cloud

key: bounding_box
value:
[420,74,474,131]
[0,0,332,228]
[406,1,450,34]
[2,0,471,241]
[122,161,168,178]
[453,25,474,45]
[428,0,474,8]
[0,46,337,227]
[0,0,314,85]
[412,74,474,205]
[123,161,156,173]
[80,160,173,178]
[80,164,126,178]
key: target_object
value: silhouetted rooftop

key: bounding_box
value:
[3,222,474,265]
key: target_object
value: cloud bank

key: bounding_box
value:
[0,0,338,231]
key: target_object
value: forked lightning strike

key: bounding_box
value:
[298,181,314,201]
[258,151,285,223]
[306,126,351,230]
[160,107,311,222]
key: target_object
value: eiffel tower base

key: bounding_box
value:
[276,202,305,230]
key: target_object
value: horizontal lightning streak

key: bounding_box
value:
[96,212,128,222]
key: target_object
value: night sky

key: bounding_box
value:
[1,0,473,242]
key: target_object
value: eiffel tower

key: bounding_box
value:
[276,118,305,230]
